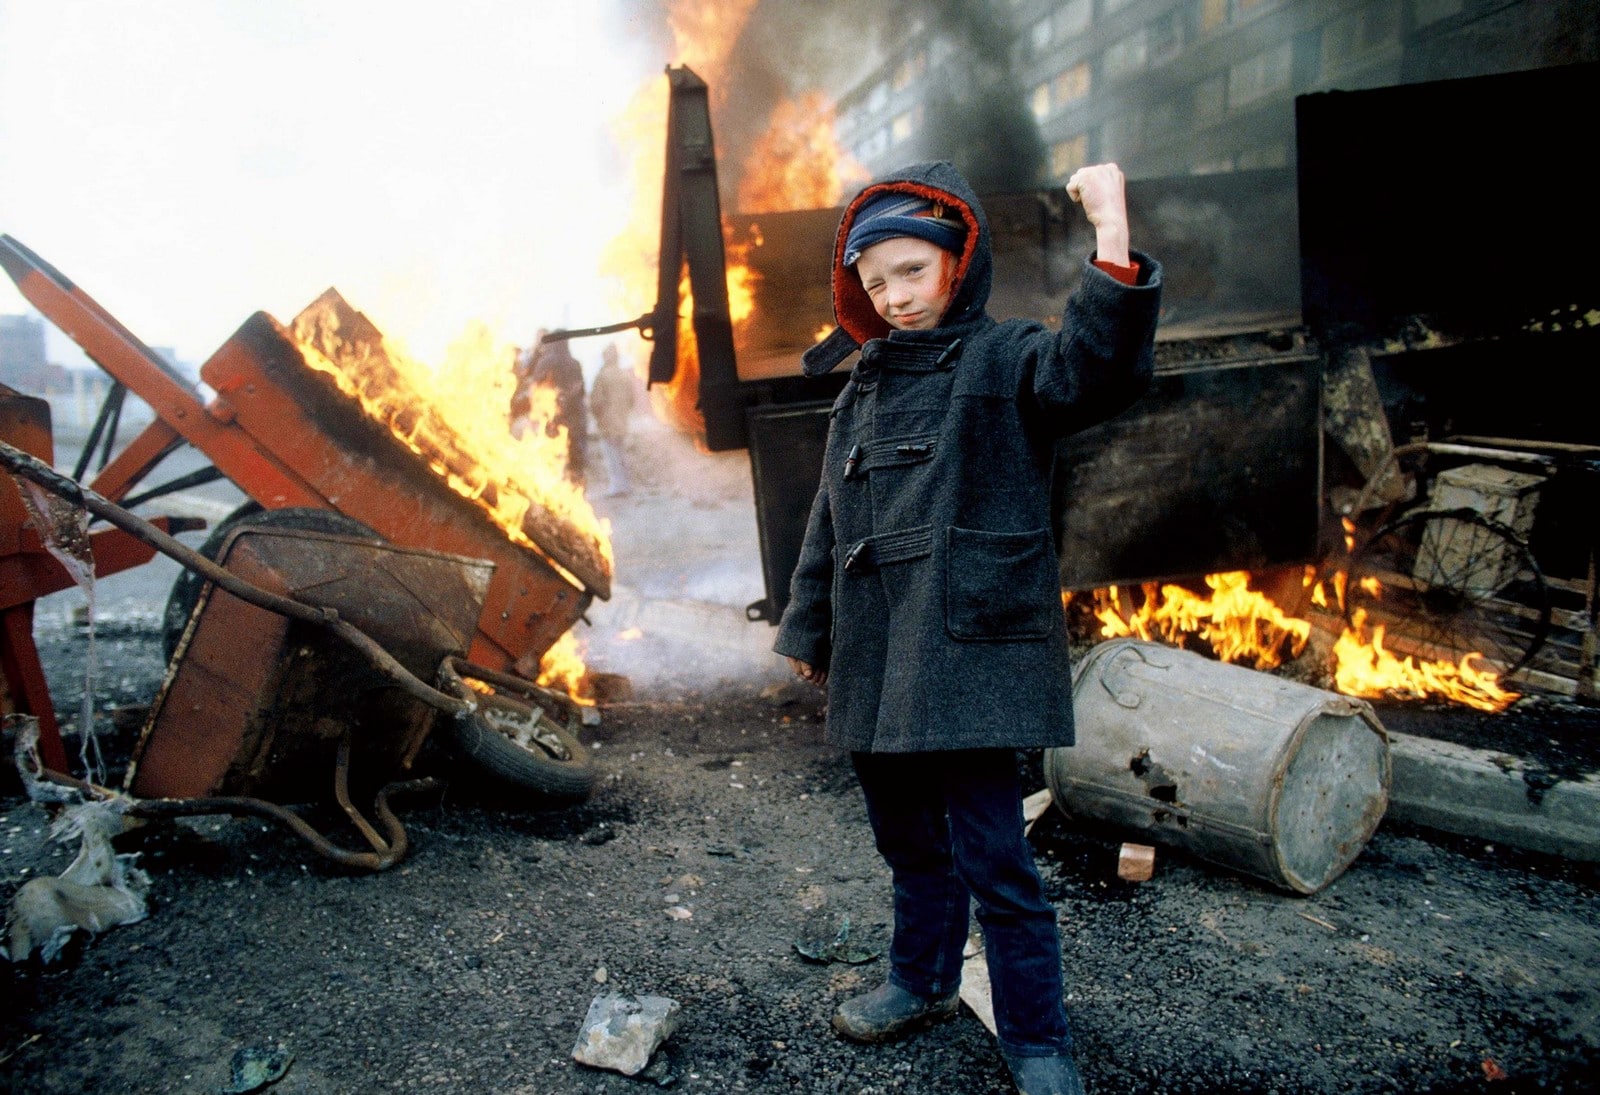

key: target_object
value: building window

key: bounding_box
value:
[1104,27,1148,81]
[1194,73,1227,122]
[1149,9,1183,64]
[1031,81,1051,123]
[1228,40,1292,109]
[1412,0,1465,26]
[1197,0,1229,34]
[1051,134,1089,180]
[1031,16,1053,57]
[890,107,921,144]
[1236,0,1282,19]
[1053,61,1092,107]
[893,50,927,92]
[1056,0,1091,39]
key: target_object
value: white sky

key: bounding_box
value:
[0,0,663,372]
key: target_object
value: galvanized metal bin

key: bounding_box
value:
[1044,638,1390,894]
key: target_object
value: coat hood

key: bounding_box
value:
[802,161,992,377]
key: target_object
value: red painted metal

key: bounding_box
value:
[126,525,491,802]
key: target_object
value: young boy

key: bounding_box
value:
[773,160,1161,1095]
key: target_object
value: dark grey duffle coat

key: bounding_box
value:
[773,161,1163,754]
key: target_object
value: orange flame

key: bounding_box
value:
[601,2,863,447]
[291,305,610,572]
[536,630,594,705]
[1332,609,1519,711]
[1091,571,1310,671]
[1080,566,1518,713]
[737,91,869,214]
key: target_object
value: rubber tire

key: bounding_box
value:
[445,692,596,804]
[161,503,380,662]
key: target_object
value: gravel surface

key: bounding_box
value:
[4,419,1599,1094]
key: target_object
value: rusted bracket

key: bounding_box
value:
[539,313,658,344]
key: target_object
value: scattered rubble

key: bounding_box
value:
[571,992,682,1077]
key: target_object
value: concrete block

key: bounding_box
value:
[1386,731,1600,861]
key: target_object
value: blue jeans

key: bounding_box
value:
[852,749,1073,1057]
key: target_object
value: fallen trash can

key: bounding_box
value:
[1045,638,1390,894]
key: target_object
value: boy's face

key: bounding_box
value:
[854,236,955,331]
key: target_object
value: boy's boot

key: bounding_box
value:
[1001,1050,1087,1095]
[831,982,961,1044]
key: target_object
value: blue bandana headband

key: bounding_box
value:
[842,191,967,267]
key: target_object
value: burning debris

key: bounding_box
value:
[289,290,612,594]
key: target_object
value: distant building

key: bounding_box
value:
[832,0,1597,186]
[0,313,61,391]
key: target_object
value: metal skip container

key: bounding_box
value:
[1044,639,1391,895]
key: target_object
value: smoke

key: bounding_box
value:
[714,0,1045,198]
[617,0,1045,207]
[580,414,787,691]
[728,0,1046,198]
[913,0,1046,192]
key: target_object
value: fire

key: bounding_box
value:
[536,630,594,705]
[666,0,758,83]
[737,91,870,214]
[1080,566,1518,713]
[291,300,611,576]
[1091,571,1310,671]
[600,2,865,446]
[288,297,613,700]
[598,0,758,443]
[1333,609,1519,712]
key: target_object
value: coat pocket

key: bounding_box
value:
[945,526,1056,640]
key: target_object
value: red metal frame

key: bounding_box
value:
[2,384,200,770]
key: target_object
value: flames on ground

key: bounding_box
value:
[1075,563,1519,713]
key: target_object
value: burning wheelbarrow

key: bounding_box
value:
[2,440,593,871]
[0,234,611,780]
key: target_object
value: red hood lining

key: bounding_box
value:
[832,181,981,347]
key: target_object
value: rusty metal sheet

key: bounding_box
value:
[1,237,601,674]
[126,527,493,802]
[200,310,596,668]
[1055,348,1324,590]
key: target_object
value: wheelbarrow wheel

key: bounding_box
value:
[446,691,596,803]
[162,503,380,661]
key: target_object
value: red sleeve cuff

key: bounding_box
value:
[1092,258,1140,286]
